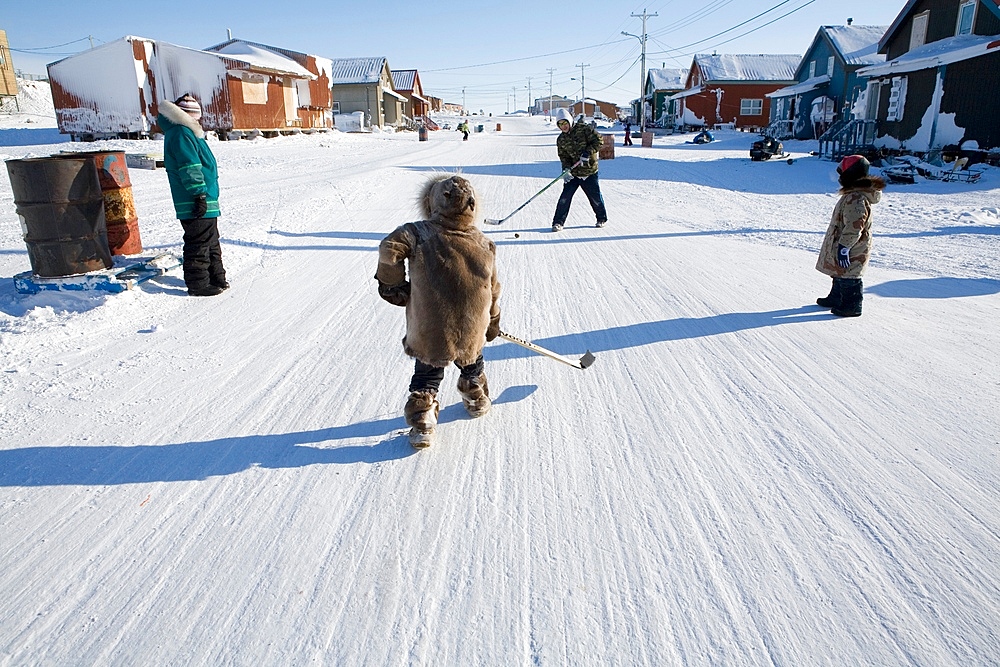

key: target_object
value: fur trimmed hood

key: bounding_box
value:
[419,174,480,230]
[158,100,205,139]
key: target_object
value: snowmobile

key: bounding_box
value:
[750,136,785,161]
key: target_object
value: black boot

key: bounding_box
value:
[816,278,841,308]
[832,279,863,317]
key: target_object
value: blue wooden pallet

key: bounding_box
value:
[14,253,182,295]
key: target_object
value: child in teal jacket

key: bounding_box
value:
[158,94,228,296]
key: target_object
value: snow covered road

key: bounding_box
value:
[2,116,999,665]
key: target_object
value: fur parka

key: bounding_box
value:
[816,176,886,278]
[376,175,501,367]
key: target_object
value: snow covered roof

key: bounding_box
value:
[647,68,687,91]
[391,69,417,91]
[330,58,389,85]
[859,33,1000,77]
[693,54,799,82]
[822,25,888,66]
[670,85,703,101]
[208,41,315,79]
[766,74,831,98]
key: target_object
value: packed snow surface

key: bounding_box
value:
[1,102,999,665]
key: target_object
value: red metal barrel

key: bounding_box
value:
[6,156,114,277]
[87,151,143,255]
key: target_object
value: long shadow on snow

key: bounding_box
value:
[0,385,536,486]
[867,277,1000,299]
[403,158,997,196]
[486,306,831,362]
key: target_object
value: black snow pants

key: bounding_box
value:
[181,216,227,291]
[410,354,485,393]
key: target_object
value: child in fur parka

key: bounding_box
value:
[376,175,502,448]
[815,155,886,317]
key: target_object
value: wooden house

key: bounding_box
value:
[642,68,686,127]
[856,0,1000,153]
[391,69,430,120]
[531,95,572,115]
[329,57,405,129]
[0,30,18,100]
[670,54,799,131]
[47,36,316,140]
[766,23,887,140]
[569,98,619,120]
[206,39,333,131]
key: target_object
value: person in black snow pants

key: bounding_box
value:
[158,94,229,296]
[551,107,607,232]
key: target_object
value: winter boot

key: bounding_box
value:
[816,278,842,308]
[404,390,440,448]
[457,373,491,418]
[832,279,863,317]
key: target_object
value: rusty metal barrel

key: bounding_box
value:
[6,156,114,277]
[55,151,142,255]
[600,133,615,160]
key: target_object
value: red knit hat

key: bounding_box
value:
[837,154,870,185]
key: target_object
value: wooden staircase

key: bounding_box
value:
[818,119,878,161]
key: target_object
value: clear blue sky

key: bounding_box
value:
[4,0,904,115]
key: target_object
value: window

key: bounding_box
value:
[827,56,835,76]
[957,1,976,35]
[740,99,763,116]
[809,61,816,78]
[886,76,908,121]
[864,81,881,120]
[332,101,341,114]
[910,11,929,51]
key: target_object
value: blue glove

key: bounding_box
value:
[837,244,851,268]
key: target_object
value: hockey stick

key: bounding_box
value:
[484,161,581,226]
[499,330,596,370]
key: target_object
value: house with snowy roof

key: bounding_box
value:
[47,35,316,139]
[641,67,686,128]
[855,0,1000,154]
[206,38,333,131]
[669,53,799,131]
[329,57,405,129]
[766,23,887,141]
[390,69,430,120]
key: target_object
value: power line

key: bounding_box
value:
[10,37,93,52]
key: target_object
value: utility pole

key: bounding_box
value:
[462,87,466,116]
[629,9,657,134]
[526,76,532,115]
[512,86,517,113]
[576,63,588,117]
[547,68,555,119]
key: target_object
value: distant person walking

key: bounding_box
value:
[814,155,886,317]
[551,108,607,232]
[158,94,228,296]
[623,118,633,146]
[457,120,470,141]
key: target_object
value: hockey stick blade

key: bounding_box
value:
[499,331,596,370]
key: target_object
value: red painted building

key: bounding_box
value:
[671,53,799,131]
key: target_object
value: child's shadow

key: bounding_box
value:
[438,385,537,424]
